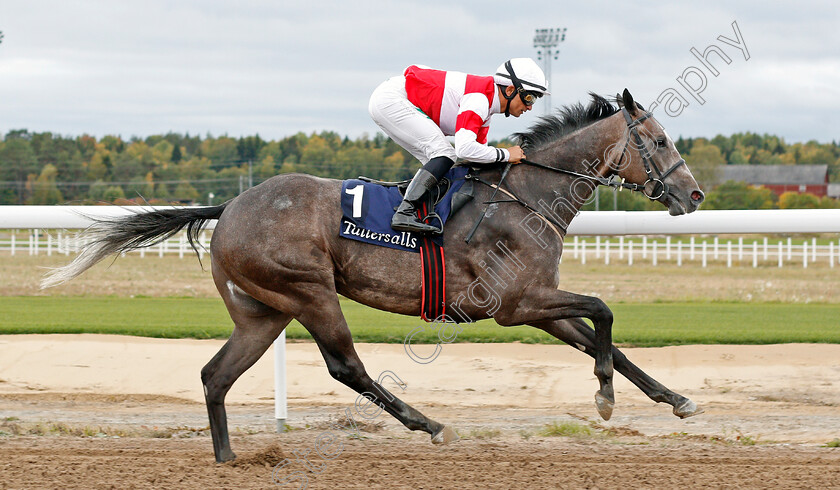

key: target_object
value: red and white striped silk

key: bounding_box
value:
[403,65,508,164]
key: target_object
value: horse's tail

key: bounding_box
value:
[40,203,229,289]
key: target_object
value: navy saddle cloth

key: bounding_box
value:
[339,167,469,252]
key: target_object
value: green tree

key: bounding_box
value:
[201,136,238,167]
[102,185,126,202]
[704,181,775,210]
[778,191,819,209]
[0,134,39,203]
[728,147,749,164]
[299,134,335,176]
[382,151,406,181]
[151,140,174,168]
[255,154,277,180]
[173,181,200,202]
[818,196,840,209]
[28,164,64,204]
[684,142,724,190]
[237,135,266,161]
[76,135,97,161]
[171,144,182,163]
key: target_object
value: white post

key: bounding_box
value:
[595,236,601,259]
[652,240,658,266]
[714,236,719,259]
[65,235,70,256]
[619,236,625,260]
[677,240,683,266]
[702,241,708,268]
[763,237,768,261]
[628,240,634,266]
[803,242,808,268]
[140,245,146,258]
[57,232,63,254]
[10,233,15,256]
[726,241,732,268]
[778,241,783,268]
[830,242,835,269]
[690,236,695,260]
[752,240,758,268]
[47,234,52,256]
[738,237,743,261]
[179,235,185,259]
[604,240,610,265]
[573,236,579,259]
[666,236,671,260]
[787,237,792,260]
[274,331,288,433]
[642,236,648,259]
[812,237,817,262]
[34,229,39,256]
[581,240,587,265]
[159,240,165,258]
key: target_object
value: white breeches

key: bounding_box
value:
[368,76,456,165]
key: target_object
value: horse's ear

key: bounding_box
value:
[622,88,636,113]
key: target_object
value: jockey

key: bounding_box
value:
[368,58,549,235]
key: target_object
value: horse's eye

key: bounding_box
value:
[656,138,667,148]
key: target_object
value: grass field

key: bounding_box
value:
[3,253,838,303]
[2,296,838,346]
[2,252,837,346]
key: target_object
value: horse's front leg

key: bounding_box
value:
[532,317,703,419]
[500,287,615,420]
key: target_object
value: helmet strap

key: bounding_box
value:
[500,86,516,117]
[501,60,525,118]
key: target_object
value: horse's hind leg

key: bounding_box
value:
[532,318,703,418]
[297,296,458,444]
[201,280,293,463]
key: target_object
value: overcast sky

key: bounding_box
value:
[1,1,838,144]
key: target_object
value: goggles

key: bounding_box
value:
[519,89,541,106]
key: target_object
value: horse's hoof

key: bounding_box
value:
[217,449,237,463]
[673,399,704,419]
[431,426,459,445]
[595,391,614,421]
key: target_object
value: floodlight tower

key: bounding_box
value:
[533,27,566,115]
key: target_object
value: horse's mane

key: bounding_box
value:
[513,93,622,151]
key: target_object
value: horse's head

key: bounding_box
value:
[609,89,704,215]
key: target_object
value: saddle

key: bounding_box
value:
[357,167,475,219]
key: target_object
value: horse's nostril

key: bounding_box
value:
[691,190,705,203]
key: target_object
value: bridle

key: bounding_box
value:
[521,107,686,201]
[616,107,686,201]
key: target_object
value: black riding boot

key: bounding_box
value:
[391,168,442,235]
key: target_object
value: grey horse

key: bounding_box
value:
[43,89,705,463]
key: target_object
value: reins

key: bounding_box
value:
[520,158,645,193]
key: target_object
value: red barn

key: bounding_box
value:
[721,164,829,197]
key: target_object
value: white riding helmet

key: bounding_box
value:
[493,58,550,95]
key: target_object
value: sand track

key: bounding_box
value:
[1,335,839,488]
